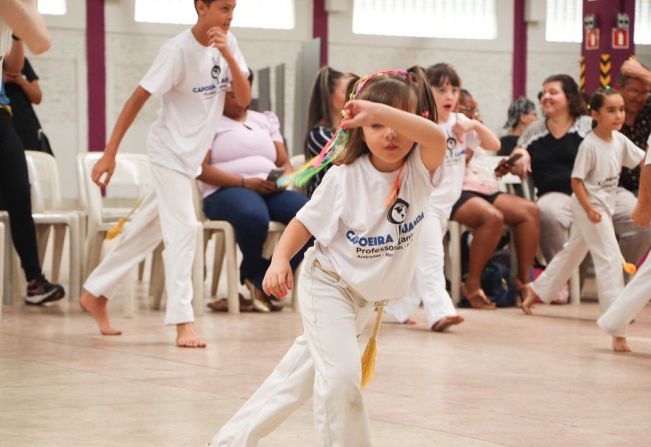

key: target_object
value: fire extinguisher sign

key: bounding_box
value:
[585,28,600,50]
[612,28,630,49]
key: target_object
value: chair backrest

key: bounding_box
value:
[24,150,64,212]
[79,152,152,226]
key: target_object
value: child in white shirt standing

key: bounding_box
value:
[209,68,447,446]
[598,134,651,352]
[522,89,645,318]
[79,0,250,348]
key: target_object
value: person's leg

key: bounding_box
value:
[0,111,64,303]
[204,187,270,290]
[265,190,310,272]
[81,189,163,335]
[211,252,375,447]
[527,205,589,313]
[151,165,204,348]
[613,187,651,265]
[598,251,651,352]
[493,194,540,285]
[536,192,572,262]
[573,201,625,314]
[452,196,504,309]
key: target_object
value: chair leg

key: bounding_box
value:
[447,222,462,304]
[137,260,145,281]
[224,226,239,314]
[192,223,204,316]
[569,269,581,305]
[51,224,66,283]
[67,217,82,302]
[35,224,50,266]
[211,232,225,297]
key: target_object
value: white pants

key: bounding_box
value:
[598,247,651,337]
[386,209,456,327]
[532,198,624,314]
[83,164,198,325]
[212,250,376,447]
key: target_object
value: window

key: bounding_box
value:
[134,0,294,29]
[38,0,66,15]
[352,0,497,40]
[635,0,651,44]
[545,0,582,43]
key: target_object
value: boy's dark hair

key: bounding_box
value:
[542,74,587,118]
[425,63,461,88]
[336,68,437,165]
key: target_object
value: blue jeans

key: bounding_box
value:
[203,187,311,292]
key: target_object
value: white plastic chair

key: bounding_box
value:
[24,151,83,301]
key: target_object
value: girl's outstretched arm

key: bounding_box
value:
[263,218,312,299]
[341,100,446,171]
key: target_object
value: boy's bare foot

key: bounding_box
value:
[431,315,464,332]
[520,284,537,315]
[80,292,122,335]
[612,336,631,353]
[402,318,417,325]
[176,322,206,348]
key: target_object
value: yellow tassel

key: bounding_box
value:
[105,197,144,240]
[361,303,385,389]
[623,262,637,276]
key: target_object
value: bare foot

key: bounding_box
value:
[612,336,631,353]
[80,292,122,335]
[431,315,464,332]
[520,284,537,315]
[461,283,496,310]
[402,318,417,325]
[176,322,206,348]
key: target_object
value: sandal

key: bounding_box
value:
[461,283,496,309]
[244,280,271,313]
[207,294,255,312]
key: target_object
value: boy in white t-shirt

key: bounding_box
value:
[210,69,446,446]
[79,0,250,348]
[598,134,651,352]
[522,89,645,321]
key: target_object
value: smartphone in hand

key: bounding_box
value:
[494,152,523,173]
[266,168,285,183]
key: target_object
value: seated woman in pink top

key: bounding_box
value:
[198,73,309,312]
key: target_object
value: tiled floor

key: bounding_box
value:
[2,287,651,447]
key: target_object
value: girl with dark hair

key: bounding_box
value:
[210,68,446,446]
[303,66,356,196]
[522,90,644,335]
[509,75,650,303]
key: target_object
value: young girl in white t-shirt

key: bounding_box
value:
[522,89,645,319]
[209,69,447,447]
[598,135,651,352]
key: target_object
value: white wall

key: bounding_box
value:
[30,0,651,199]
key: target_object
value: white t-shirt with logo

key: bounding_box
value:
[428,112,479,218]
[140,29,248,177]
[296,147,440,301]
[572,131,644,214]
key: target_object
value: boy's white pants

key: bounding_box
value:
[532,198,624,314]
[386,208,456,327]
[598,247,651,337]
[83,164,198,325]
[212,249,376,447]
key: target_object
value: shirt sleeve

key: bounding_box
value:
[296,167,343,246]
[619,133,645,169]
[262,111,283,143]
[571,140,594,180]
[139,43,179,97]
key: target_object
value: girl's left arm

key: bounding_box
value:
[342,100,446,171]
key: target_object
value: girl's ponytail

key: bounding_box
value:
[406,65,437,124]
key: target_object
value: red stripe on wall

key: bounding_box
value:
[87,0,105,151]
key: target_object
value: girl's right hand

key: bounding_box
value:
[586,207,602,224]
[263,258,293,299]
[340,99,378,129]
[91,154,116,187]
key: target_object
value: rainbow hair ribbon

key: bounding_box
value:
[277,69,411,192]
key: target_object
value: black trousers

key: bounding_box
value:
[0,109,43,281]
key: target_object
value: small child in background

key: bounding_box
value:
[598,133,651,352]
[522,89,645,317]
[209,68,446,446]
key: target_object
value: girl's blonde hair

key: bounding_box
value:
[336,67,437,165]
